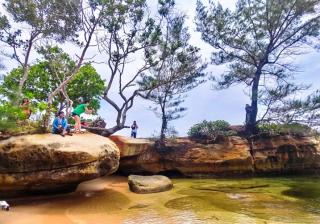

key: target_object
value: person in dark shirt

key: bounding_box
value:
[131,121,138,138]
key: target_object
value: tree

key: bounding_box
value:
[0,0,81,102]
[42,0,109,127]
[93,0,182,136]
[196,0,320,134]
[143,5,206,146]
[0,46,105,117]
[266,90,320,127]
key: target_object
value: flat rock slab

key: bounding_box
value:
[109,135,154,157]
[128,175,173,194]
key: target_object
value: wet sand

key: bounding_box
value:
[1,175,320,224]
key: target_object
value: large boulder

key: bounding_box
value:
[0,133,120,198]
[128,175,173,193]
[114,136,254,177]
[251,135,320,174]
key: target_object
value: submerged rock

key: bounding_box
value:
[128,175,173,193]
[0,133,120,198]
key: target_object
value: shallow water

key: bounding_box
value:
[1,175,320,224]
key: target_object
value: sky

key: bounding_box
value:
[1,0,320,137]
[109,0,320,137]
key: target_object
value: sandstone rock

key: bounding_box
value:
[0,133,120,198]
[128,175,173,193]
[112,135,320,177]
[109,135,154,157]
[114,136,254,177]
[251,135,320,174]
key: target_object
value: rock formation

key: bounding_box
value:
[251,135,320,174]
[112,135,320,177]
[0,133,120,198]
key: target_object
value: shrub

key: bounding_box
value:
[91,117,106,128]
[0,103,25,133]
[258,123,316,136]
[188,120,236,140]
[0,101,45,134]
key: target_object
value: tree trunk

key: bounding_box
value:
[83,125,129,137]
[246,69,262,135]
[160,116,167,144]
[43,98,53,130]
[15,33,38,105]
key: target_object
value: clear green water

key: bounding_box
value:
[1,175,320,224]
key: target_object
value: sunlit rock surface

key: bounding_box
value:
[0,133,120,198]
[112,135,320,176]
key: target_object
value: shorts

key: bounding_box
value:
[72,112,79,117]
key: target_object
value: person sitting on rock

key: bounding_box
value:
[52,111,72,137]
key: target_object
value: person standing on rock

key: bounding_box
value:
[72,100,94,133]
[131,121,138,138]
[52,111,72,137]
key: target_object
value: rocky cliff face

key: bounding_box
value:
[113,135,320,177]
[251,135,320,174]
[0,133,120,198]
[114,136,254,177]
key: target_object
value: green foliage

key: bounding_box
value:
[258,123,316,136]
[188,120,236,139]
[142,2,206,143]
[268,90,320,128]
[2,0,81,42]
[0,103,25,132]
[0,102,43,134]
[0,46,105,112]
[68,64,105,110]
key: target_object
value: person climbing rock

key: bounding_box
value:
[72,100,94,133]
[52,111,72,137]
[131,121,138,138]
[19,98,32,119]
